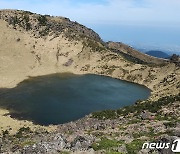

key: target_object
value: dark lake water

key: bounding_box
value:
[0,73,151,125]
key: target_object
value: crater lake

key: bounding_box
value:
[0,73,151,125]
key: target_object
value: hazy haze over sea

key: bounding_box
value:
[86,23,180,55]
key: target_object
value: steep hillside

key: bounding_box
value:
[0,10,101,41]
[107,41,168,65]
[0,10,179,97]
[0,10,180,153]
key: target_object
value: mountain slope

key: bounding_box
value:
[0,9,179,97]
[107,41,168,65]
[0,9,180,154]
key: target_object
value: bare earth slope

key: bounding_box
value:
[0,10,179,97]
[0,10,179,154]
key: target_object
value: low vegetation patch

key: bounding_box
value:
[125,139,144,154]
[92,137,124,151]
[37,15,48,26]
[92,93,180,120]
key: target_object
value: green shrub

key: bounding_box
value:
[23,15,29,23]
[15,127,31,138]
[2,130,9,137]
[92,93,180,120]
[92,137,124,151]
[21,140,36,147]
[12,16,20,26]
[126,139,144,154]
[18,127,31,132]
[37,15,47,26]
[163,121,177,128]
[92,110,117,120]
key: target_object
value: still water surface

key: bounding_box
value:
[0,73,151,125]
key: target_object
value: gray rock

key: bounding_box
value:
[138,148,151,154]
[140,111,151,120]
[22,134,67,154]
[53,134,67,150]
[138,149,159,154]
[117,144,127,153]
[71,135,94,151]
[158,137,176,154]
[172,127,180,137]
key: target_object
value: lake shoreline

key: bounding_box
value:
[0,108,57,135]
[0,71,153,134]
[0,63,178,134]
[0,73,151,127]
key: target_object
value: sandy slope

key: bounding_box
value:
[0,109,57,135]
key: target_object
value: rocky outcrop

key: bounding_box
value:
[170,54,180,66]
[0,9,102,42]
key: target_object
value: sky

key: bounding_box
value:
[0,0,180,54]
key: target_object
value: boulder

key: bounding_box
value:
[71,135,94,150]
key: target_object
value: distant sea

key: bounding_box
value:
[86,24,180,55]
